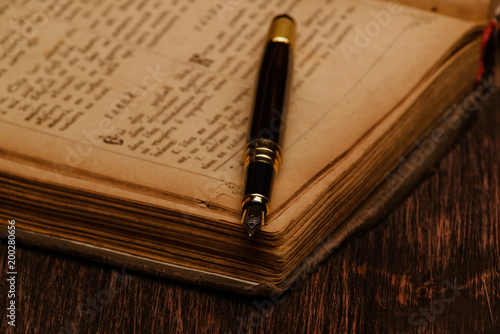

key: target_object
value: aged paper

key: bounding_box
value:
[377,0,496,21]
[0,0,478,222]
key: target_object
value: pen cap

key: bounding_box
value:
[249,14,295,146]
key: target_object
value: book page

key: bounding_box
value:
[0,0,478,219]
[377,0,496,21]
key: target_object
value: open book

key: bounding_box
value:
[0,0,497,293]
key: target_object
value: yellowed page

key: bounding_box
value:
[378,0,497,21]
[0,0,479,223]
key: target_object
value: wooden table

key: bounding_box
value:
[1,85,499,333]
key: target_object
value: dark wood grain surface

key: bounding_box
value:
[1,72,500,334]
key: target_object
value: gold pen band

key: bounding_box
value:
[267,15,296,49]
[243,138,283,172]
[241,193,270,213]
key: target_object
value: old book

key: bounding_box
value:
[0,0,496,294]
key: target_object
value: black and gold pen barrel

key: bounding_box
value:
[241,15,295,236]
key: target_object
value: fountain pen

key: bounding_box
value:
[241,14,295,236]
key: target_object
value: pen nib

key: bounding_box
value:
[242,205,265,237]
